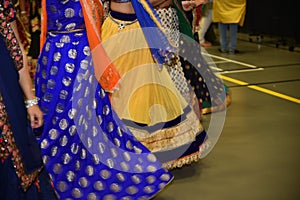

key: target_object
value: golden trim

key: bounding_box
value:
[162,140,211,170]
[128,110,204,152]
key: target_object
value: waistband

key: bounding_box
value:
[110,10,137,21]
[111,0,131,2]
[48,28,85,34]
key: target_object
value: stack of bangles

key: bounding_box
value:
[20,11,28,17]
[25,97,39,108]
[20,11,29,21]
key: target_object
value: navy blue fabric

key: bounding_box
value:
[122,106,191,132]
[110,10,137,21]
[0,36,43,174]
[0,157,57,200]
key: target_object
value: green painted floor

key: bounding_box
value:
[155,36,300,200]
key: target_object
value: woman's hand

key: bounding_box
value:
[195,0,209,6]
[27,105,44,128]
[182,0,209,11]
[182,1,196,11]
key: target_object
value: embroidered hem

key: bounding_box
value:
[128,109,204,152]
[162,139,211,170]
[0,94,43,191]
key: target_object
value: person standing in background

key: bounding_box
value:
[197,0,213,47]
[213,0,246,54]
[17,0,41,78]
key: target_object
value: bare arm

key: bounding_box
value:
[10,20,43,128]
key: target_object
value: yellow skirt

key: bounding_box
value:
[101,14,206,168]
[101,15,187,126]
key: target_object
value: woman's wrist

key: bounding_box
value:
[25,97,40,108]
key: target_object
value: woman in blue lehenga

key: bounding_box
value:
[35,0,173,199]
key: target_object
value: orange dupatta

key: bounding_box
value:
[40,0,120,92]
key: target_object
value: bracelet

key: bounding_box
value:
[25,97,40,108]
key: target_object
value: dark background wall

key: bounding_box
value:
[243,0,299,42]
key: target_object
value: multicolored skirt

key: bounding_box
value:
[156,6,231,115]
[101,11,209,169]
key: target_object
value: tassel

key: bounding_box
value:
[34,179,41,192]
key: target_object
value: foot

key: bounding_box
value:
[229,49,240,54]
[218,48,227,53]
[201,90,232,115]
[200,41,212,47]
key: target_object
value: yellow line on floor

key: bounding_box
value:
[220,75,300,104]
[219,75,248,86]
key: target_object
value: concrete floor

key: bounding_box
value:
[155,36,300,199]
